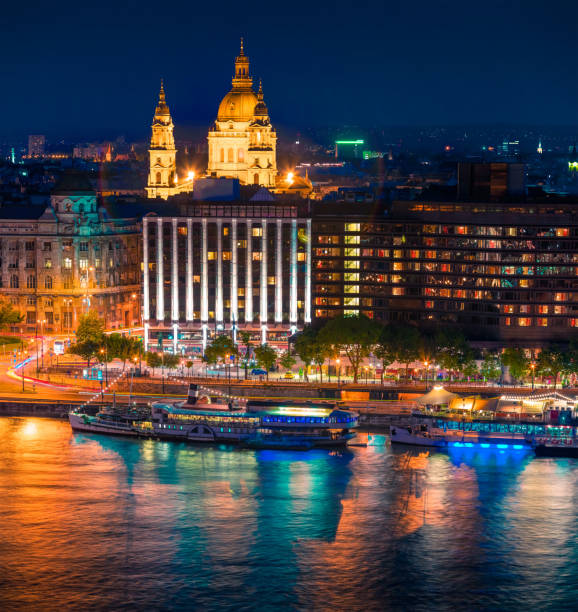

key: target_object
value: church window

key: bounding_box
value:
[227,148,234,163]
[156,172,162,184]
[238,149,244,162]
[44,276,53,289]
[253,173,259,185]
[27,275,36,289]
[220,149,225,163]
[10,275,18,289]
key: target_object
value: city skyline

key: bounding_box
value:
[1,0,576,140]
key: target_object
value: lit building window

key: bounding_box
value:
[63,258,72,269]
[252,252,262,261]
[518,318,532,327]
[252,227,262,237]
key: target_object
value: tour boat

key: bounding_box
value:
[69,409,142,437]
[146,384,358,448]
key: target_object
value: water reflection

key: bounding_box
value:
[1,417,577,611]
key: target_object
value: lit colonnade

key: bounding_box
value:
[142,204,311,353]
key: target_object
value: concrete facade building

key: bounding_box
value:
[142,196,311,353]
[0,171,142,335]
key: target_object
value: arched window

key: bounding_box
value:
[44,276,52,289]
[253,173,259,185]
[10,275,19,289]
[220,149,225,163]
[156,172,162,184]
[238,149,245,162]
[27,275,36,289]
[227,148,234,163]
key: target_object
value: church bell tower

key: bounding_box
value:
[146,80,178,199]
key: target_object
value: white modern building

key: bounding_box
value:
[142,198,311,354]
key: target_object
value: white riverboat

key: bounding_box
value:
[69,410,141,437]
[147,384,359,448]
[390,424,447,448]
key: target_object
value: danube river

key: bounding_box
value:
[1,417,577,611]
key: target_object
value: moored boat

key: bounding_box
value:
[148,384,358,448]
[69,410,142,437]
[390,425,447,448]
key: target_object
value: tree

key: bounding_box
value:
[253,344,277,380]
[162,353,180,370]
[105,334,142,370]
[501,347,529,382]
[536,348,568,389]
[0,301,23,330]
[396,326,422,381]
[279,351,296,371]
[145,351,162,375]
[185,360,194,375]
[238,331,253,380]
[373,325,397,383]
[435,329,475,380]
[69,312,105,367]
[294,326,318,381]
[69,340,101,368]
[481,354,502,382]
[318,314,381,383]
[204,334,238,367]
[374,324,423,382]
[76,312,105,344]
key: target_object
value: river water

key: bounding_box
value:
[1,417,577,611]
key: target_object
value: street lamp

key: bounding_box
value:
[531,362,536,390]
[424,360,429,390]
[336,358,340,386]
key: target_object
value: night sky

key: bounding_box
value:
[1,0,576,139]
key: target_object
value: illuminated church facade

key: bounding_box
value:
[147,41,278,198]
[206,41,277,187]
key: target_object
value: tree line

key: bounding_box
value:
[207,314,578,387]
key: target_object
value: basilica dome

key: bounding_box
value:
[217,89,259,122]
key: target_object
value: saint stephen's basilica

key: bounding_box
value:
[146,40,300,199]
